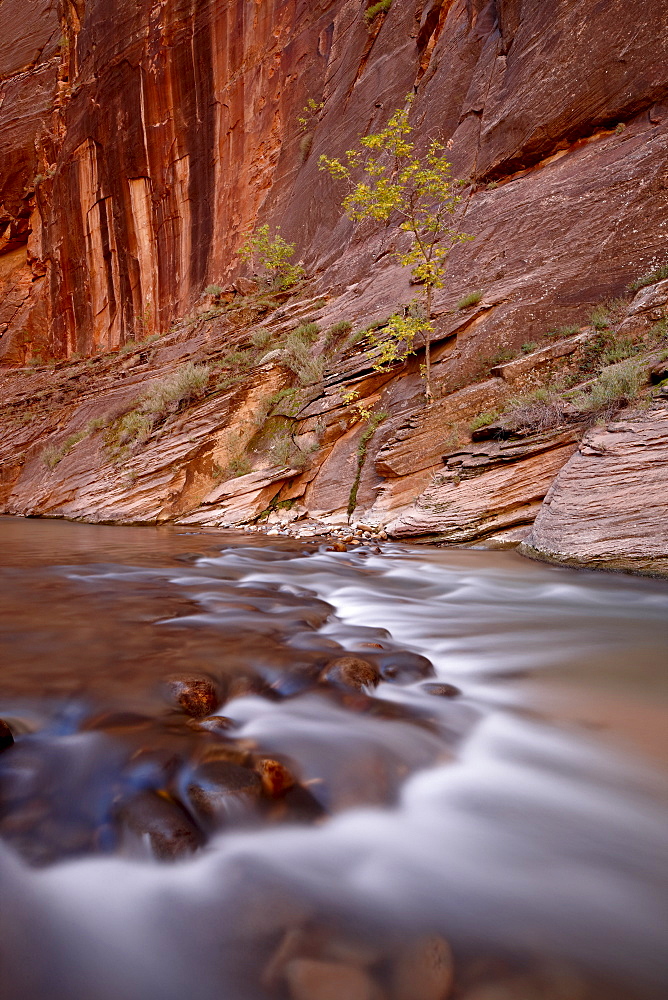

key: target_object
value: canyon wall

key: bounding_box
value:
[3,0,668,363]
[1,0,668,574]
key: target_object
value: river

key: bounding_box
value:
[0,516,666,1000]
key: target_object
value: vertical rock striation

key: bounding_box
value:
[1,0,667,362]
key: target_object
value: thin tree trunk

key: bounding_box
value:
[424,285,433,403]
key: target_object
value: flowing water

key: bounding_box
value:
[0,516,666,1000]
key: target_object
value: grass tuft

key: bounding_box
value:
[575,361,645,416]
[546,324,581,338]
[455,290,483,310]
[250,328,273,351]
[470,410,500,432]
[364,0,392,26]
[627,265,668,293]
[106,362,211,456]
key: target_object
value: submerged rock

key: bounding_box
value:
[186,759,262,823]
[320,656,380,691]
[285,957,385,1000]
[0,719,14,752]
[115,789,203,861]
[162,673,223,718]
[278,783,327,824]
[375,651,434,683]
[421,682,461,699]
[256,757,296,798]
[390,935,454,1000]
[187,715,236,735]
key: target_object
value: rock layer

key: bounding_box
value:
[520,407,668,577]
[1,0,668,362]
[387,430,580,541]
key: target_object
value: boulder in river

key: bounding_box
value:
[285,957,385,1000]
[320,656,380,691]
[256,757,296,798]
[277,783,327,824]
[375,650,435,683]
[115,789,204,861]
[162,673,223,718]
[390,935,454,1000]
[0,719,14,752]
[186,759,262,823]
[421,683,461,699]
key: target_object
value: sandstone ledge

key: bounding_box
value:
[386,430,580,543]
[519,407,668,578]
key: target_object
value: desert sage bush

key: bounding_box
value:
[576,361,645,416]
[108,362,211,454]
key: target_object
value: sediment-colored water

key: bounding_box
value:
[0,517,666,1000]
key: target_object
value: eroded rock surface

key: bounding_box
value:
[520,407,668,576]
[1,0,668,574]
[387,430,580,541]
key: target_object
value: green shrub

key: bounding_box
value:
[325,320,352,345]
[576,361,645,415]
[267,386,303,416]
[297,98,324,131]
[327,319,353,337]
[281,325,324,385]
[291,322,320,343]
[648,319,668,345]
[237,224,304,289]
[488,347,516,367]
[521,341,538,354]
[598,337,641,366]
[42,428,90,469]
[113,410,155,448]
[627,265,668,292]
[141,362,211,417]
[269,432,299,468]
[216,349,252,370]
[204,284,223,296]
[546,324,581,338]
[579,329,646,374]
[284,349,324,386]
[589,305,612,330]
[347,408,388,515]
[107,362,211,455]
[270,435,292,466]
[470,410,500,431]
[250,328,272,350]
[364,0,392,25]
[86,417,107,432]
[455,290,483,310]
[227,455,252,477]
[341,328,368,352]
[42,444,62,469]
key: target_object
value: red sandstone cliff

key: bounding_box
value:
[1,0,668,573]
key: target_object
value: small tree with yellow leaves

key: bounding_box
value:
[319,98,472,401]
[237,224,304,289]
